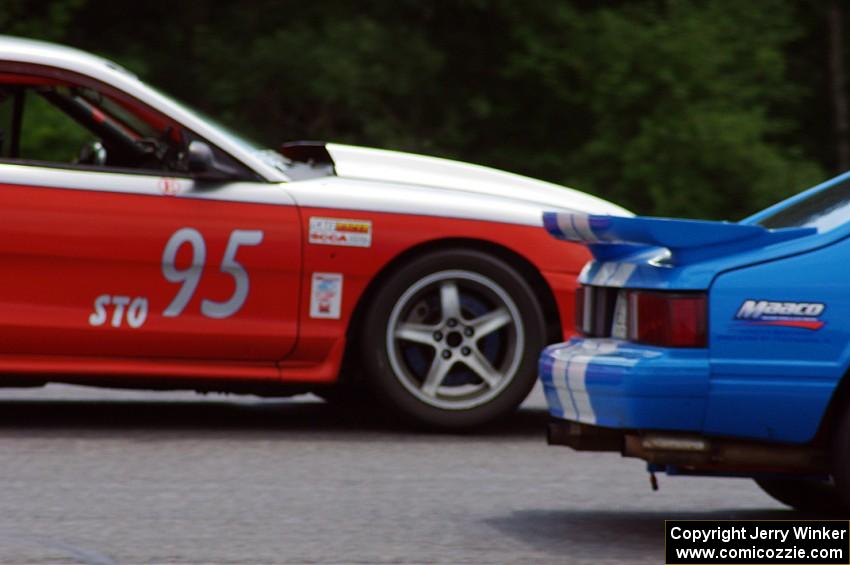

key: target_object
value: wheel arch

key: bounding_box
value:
[814,364,850,446]
[338,237,564,383]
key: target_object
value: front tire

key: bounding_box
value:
[361,248,546,429]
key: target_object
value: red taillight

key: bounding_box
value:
[627,291,707,347]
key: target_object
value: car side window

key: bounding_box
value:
[0,87,96,163]
[0,78,189,174]
[0,64,258,183]
[0,64,213,178]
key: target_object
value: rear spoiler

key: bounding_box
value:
[543,212,816,264]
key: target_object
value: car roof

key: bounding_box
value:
[0,35,133,79]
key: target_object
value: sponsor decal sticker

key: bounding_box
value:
[734,299,826,330]
[310,273,343,319]
[309,217,372,248]
[158,177,184,196]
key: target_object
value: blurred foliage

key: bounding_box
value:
[0,0,844,218]
[18,94,93,162]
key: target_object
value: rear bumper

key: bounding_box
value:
[539,338,710,431]
[541,340,829,476]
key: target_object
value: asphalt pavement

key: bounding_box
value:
[0,383,799,564]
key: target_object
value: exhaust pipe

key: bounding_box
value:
[623,433,827,473]
[547,420,622,452]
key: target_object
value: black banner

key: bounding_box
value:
[665,520,850,564]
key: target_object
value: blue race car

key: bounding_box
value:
[540,171,850,513]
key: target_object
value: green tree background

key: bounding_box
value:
[0,0,845,219]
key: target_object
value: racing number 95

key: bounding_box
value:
[162,228,264,319]
[89,227,264,329]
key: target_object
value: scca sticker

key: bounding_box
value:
[310,272,343,319]
[309,217,372,248]
[734,299,826,330]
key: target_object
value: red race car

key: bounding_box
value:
[0,36,629,427]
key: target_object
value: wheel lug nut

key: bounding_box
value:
[433,331,443,341]
[463,327,474,337]
[447,318,458,328]
[461,346,471,356]
[441,349,452,359]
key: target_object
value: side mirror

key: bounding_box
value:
[184,139,245,183]
[185,140,246,182]
[187,140,217,174]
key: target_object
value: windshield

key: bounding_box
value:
[145,83,265,152]
[758,175,850,232]
[143,84,298,175]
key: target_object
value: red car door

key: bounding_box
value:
[0,68,300,364]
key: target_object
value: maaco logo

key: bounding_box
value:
[734,299,826,330]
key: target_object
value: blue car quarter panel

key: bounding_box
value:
[541,199,850,445]
[707,238,850,443]
[540,338,710,430]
